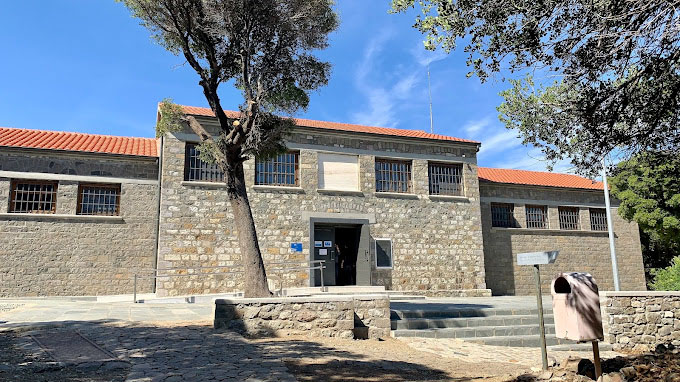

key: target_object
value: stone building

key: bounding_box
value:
[0,128,159,296]
[0,106,647,297]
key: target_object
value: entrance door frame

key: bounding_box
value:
[308,216,371,287]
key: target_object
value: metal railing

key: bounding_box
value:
[132,260,326,303]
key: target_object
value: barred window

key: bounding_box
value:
[255,152,299,187]
[590,208,608,231]
[559,207,580,230]
[526,205,548,229]
[77,184,121,216]
[185,143,224,182]
[428,162,464,196]
[375,159,412,193]
[9,180,58,214]
[491,203,515,228]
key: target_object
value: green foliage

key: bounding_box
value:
[610,153,680,251]
[120,0,338,158]
[650,256,680,291]
[392,0,680,175]
[155,98,185,138]
[609,152,680,282]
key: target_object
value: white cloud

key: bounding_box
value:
[478,129,521,155]
[411,44,448,67]
[350,32,422,128]
[462,116,492,136]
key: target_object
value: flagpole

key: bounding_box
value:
[601,156,621,291]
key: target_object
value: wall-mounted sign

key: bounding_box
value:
[290,243,303,252]
[319,249,328,256]
[517,251,559,266]
[314,241,323,248]
[323,241,332,248]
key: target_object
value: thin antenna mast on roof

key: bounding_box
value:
[427,64,434,134]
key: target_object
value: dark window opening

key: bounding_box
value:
[255,152,299,187]
[77,184,121,216]
[184,143,224,182]
[375,239,392,268]
[428,162,464,196]
[590,208,608,231]
[9,180,58,214]
[526,205,548,229]
[558,206,580,230]
[375,159,412,193]
[491,203,516,228]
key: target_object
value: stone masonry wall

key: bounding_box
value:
[157,121,487,297]
[213,295,390,339]
[481,183,646,296]
[600,292,680,351]
[0,148,159,297]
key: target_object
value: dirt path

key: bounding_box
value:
[257,336,530,381]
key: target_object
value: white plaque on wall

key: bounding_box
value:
[517,251,559,266]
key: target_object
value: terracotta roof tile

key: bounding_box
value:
[180,105,479,144]
[0,127,158,157]
[478,167,604,190]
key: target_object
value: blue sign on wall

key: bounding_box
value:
[290,242,303,252]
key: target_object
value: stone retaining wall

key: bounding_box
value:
[214,295,390,339]
[600,291,680,351]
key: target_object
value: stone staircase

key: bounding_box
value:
[391,304,610,351]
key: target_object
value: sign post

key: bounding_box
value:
[517,251,559,371]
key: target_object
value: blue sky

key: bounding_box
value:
[0,1,560,171]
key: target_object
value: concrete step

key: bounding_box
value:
[391,314,555,330]
[392,324,556,339]
[387,295,427,301]
[469,334,583,348]
[391,308,553,320]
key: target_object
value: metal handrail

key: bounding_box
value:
[133,260,326,303]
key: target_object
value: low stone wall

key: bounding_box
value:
[214,294,390,339]
[600,291,680,351]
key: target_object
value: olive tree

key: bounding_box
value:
[120,0,338,297]
[392,0,680,175]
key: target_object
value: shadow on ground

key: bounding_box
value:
[0,320,492,382]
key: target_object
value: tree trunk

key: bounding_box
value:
[225,160,271,298]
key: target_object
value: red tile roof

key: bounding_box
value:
[0,127,158,157]
[180,105,479,144]
[478,167,604,190]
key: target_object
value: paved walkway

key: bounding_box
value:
[0,299,214,328]
[1,300,296,381]
[0,296,618,382]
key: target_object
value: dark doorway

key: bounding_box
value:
[312,223,371,287]
[334,227,359,286]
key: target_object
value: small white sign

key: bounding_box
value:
[517,251,559,266]
[319,249,328,256]
[314,241,323,248]
[323,241,332,248]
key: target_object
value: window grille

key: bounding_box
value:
[491,203,515,228]
[9,180,58,214]
[558,207,580,230]
[590,208,608,231]
[255,152,299,187]
[184,143,224,182]
[77,184,121,216]
[375,159,412,193]
[525,205,548,229]
[428,162,464,196]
